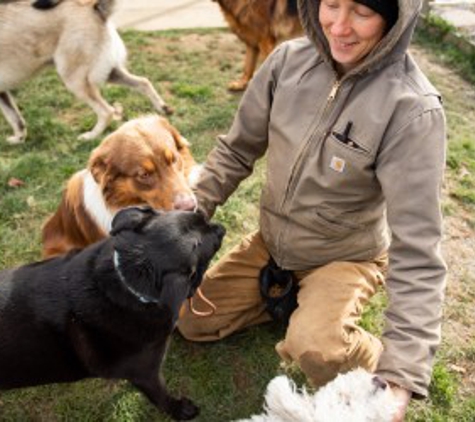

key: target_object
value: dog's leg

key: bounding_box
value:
[131,376,199,421]
[60,76,117,141]
[0,92,27,145]
[228,45,259,92]
[108,67,173,116]
[259,38,277,60]
[123,343,198,420]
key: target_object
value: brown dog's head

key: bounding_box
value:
[88,115,199,212]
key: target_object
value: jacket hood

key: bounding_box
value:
[297,0,422,76]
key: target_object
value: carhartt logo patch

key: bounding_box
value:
[330,156,346,173]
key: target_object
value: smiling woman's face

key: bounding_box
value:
[319,0,386,73]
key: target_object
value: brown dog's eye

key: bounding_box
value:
[137,171,153,184]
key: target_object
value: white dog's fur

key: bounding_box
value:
[0,0,171,144]
[238,368,400,422]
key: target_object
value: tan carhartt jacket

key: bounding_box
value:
[195,0,447,397]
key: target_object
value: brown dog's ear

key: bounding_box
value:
[88,149,108,184]
[162,118,190,151]
[160,117,198,177]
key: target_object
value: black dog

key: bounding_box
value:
[0,207,225,421]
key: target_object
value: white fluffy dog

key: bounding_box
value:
[238,368,400,422]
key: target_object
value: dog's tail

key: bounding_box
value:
[32,0,116,20]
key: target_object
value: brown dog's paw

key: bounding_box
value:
[162,104,174,116]
[112,102,124,121]
[170,397,199,421]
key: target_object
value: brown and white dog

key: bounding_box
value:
[42,115,201,258]
[213,0,303,91]
[0,0,171,144]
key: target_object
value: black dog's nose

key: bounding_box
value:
[212,223,226,241]
[372,375,388,390]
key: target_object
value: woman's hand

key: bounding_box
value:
[389,383,412,422]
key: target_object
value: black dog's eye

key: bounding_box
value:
[188,266,197,280]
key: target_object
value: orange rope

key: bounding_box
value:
[188,287,216,317]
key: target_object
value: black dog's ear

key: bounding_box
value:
[110,206,159,235]
[158,274,191,325]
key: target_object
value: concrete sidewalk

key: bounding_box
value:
[431,2,475,43]
[113,0,226,31]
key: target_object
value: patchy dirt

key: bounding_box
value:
[143,32,243,60]
[442,212,475,395]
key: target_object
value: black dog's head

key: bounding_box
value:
[110,206,225,321]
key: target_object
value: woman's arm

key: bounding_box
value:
[194,44,288,218]
[375,105,447,398]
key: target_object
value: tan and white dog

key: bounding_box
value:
[42,115,201,258]
[0,0,171,144]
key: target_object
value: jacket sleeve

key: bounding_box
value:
[194,45,287,218]
[375,104,447,398]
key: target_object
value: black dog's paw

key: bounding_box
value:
[169,397,199,421]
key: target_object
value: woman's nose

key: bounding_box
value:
[330,11,352,36]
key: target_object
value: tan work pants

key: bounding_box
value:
[178,231,387,387]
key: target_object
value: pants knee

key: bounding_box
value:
[177,313,201,341]
[278,322,346,359]
[277,324,380,388]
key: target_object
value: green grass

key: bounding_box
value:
[415,15,475,223]
[1,27,475,421]
[416,14,475,86]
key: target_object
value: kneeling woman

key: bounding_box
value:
[180,1,447,420]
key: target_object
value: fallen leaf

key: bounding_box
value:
[449,364,466,374]
[459,166,471,179]
[26,196,36,208]
[7,177,25,188]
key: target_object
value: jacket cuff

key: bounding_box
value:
[196,198,216,220]
[376,349,432,399]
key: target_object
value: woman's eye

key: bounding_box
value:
[354,5,374,17]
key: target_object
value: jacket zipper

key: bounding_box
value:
[276,78,342,260]
[282,78,342,208]
[328,79,341,101]
[321,79,341,119]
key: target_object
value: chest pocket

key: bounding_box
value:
[322,120,375,179]
[330,121,372,156]
[318,120,378,199]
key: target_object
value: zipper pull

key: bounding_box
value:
[328,80,341,102]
